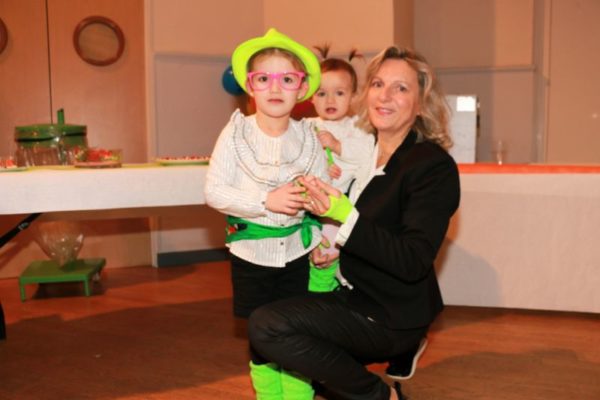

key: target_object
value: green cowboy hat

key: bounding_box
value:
[231,28,321,102]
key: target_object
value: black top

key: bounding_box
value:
[341,131,460,330]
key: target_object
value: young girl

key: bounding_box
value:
[307,45,375,292]
[204,28,328,399]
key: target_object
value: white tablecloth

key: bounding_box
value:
[440,171,600,313]
[0,164,207,215]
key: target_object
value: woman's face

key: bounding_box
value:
[367,59,421,136]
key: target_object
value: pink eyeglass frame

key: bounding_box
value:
[246,71,306,91]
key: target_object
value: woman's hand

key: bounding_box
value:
[297,176,340,216]
[266,182,309,216]
[299,176,354,223]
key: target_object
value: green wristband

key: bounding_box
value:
[322,194,353,223]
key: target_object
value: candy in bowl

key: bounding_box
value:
[74,148,122,168]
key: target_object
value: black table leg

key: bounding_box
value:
[0,301,6,340]
[0,213,42,341]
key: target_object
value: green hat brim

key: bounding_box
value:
[231,28,320,102]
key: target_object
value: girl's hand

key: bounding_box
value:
[317,130,341,155]
[266,182,308,216]
[310,244,339,268]
[297,176,341,216]
[328,164,342,180]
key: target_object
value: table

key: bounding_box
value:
[0,164,207,215]
[440,163,600,313]
[2,163,599,320]
[1,164,209,335]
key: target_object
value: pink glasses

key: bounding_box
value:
[247,71,306,91]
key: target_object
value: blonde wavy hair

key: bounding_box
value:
[356,46,452,150]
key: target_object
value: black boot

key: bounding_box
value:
[1,302,6,340]
[386,338,428,380]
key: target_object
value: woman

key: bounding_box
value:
[248,46,460,400]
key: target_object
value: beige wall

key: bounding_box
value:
[0,0,147,162]
[150,0,409,55]
[416,0,533,68]
[49,0,147,163]
[0,0,50,157]
[393,0,414,48]
[151,0,264,55]
[546,0,600,163]
[415,0,600,164]
[263,0,395,53]
[415,0,537,163]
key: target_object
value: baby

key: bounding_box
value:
[307,45,375,292]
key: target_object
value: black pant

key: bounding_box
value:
[230,253,310,319]
[230,253,311,364]
[248,289,427,400]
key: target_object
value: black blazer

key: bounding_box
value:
[341,131,460,330]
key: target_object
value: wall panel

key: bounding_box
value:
[0,0,50,156]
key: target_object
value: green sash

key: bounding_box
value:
[226,214,321,249]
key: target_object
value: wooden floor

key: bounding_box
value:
[0,262,598,400]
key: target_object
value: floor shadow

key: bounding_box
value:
[0,298,249,400]
[15,264,206,299]
[401,349,600,400]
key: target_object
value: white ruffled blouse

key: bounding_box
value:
[205,110,330,267]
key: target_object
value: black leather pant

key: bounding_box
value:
[248,289,427,400]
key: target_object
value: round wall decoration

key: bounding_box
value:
[0,18,8,55]
[73,16,125,66]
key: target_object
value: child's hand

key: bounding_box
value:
[297,176,341,215]
[327,164,342,180]
[310,244,339,268]
[316,130,341,156]
[266,182,308,216]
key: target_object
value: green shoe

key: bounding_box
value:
[281,369,314,400]
[308,259,340,293]
[250,361,283,400]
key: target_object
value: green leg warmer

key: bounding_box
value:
[250,362,283,400]
[308,259,340,293]
[281,369,315,400]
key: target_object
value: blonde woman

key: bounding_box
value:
[249,47,460,400]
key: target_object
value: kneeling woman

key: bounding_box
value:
[248,46,460,400]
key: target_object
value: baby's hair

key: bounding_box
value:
[314,43,362,93]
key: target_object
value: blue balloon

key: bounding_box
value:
[222,65,245,96]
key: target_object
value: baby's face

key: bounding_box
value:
[311,70,354,121]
